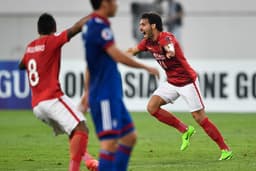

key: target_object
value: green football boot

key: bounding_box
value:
[180,125,195,151]
[219,150,233,160]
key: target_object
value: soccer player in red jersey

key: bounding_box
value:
[19,13,98,171]
[127,12,233,160]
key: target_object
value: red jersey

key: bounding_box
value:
[138,32,197,86]
[21,31,69,107]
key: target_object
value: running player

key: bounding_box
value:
[79,0,159,170]
[127,12,232,160]
[19,13,98,171]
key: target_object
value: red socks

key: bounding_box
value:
[69,131,88,171]
[152,108,187,133]
[152,109,230,151]
[200,117,229,150]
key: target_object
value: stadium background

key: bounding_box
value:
[1,2,256,171]
[0,0,256,112]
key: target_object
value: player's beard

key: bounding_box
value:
[145,28,153,40]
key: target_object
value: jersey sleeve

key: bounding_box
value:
[98,25,114,50]
[159,34,175,47]
[137,39,147,51]
[49,30,69,48]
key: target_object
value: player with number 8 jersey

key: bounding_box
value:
[19,13,99,171]
[21,32,66,107]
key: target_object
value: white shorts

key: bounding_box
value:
[153,78,205,112]
[33,95,86,136]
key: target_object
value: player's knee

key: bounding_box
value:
[191,109,207,124]
[100,139,119,152]
[74,121,89,133]
[192,114,201,124]
[128,131,137,146]
[120,131,137,147]
[147,104,159,116]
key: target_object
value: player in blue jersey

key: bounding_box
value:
[78,0,159,170]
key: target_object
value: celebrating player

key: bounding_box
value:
[127,12,232,160]
[79,0,159,170]
[19,13,98,171]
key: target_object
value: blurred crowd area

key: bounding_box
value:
[0,0,256,60]
[131,0,184,58]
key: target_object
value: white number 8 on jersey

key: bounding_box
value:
[28,59,39,86]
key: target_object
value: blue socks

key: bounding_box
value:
[99,150,115,171]
[99,144,133,171]
[114,144,133,171]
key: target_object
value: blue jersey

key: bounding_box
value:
[82,14,123,102]
[82,14,134,140]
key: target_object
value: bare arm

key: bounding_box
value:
[78,68,90,113]
[107,44,160,79]
[126,46,141,56]
[67,15,91,40]
[84,68,90,93]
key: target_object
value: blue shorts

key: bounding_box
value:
[89,98,135,140]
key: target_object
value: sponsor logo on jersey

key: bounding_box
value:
[153,52,166,60]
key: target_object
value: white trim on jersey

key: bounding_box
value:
[101,100,112,131]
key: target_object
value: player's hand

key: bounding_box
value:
[126,47,139,56]
[78,91,89,113]
[126,48,133,54]
[147,67,160,79]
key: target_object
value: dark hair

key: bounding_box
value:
[141,12,163,32]
[37,13,56,35]
[90,0,103,10]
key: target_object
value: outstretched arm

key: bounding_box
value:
[126,46,140,56]
[67,15,91,40]
[107,44,160,79]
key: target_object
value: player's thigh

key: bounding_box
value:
[152,82,180,104]
[147,95,167,113]
[54,95,86,134]
[33,103,51,124]
[119,100,136,141]
[89,99,115,139]
[34,95,86,135]
[33,99,65,135]
[178,79,205,112]
[116,101,137,146]
[89,98,135,141]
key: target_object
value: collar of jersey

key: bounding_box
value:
[91,12,111,26]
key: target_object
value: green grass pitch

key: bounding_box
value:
[1,110,256,171]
